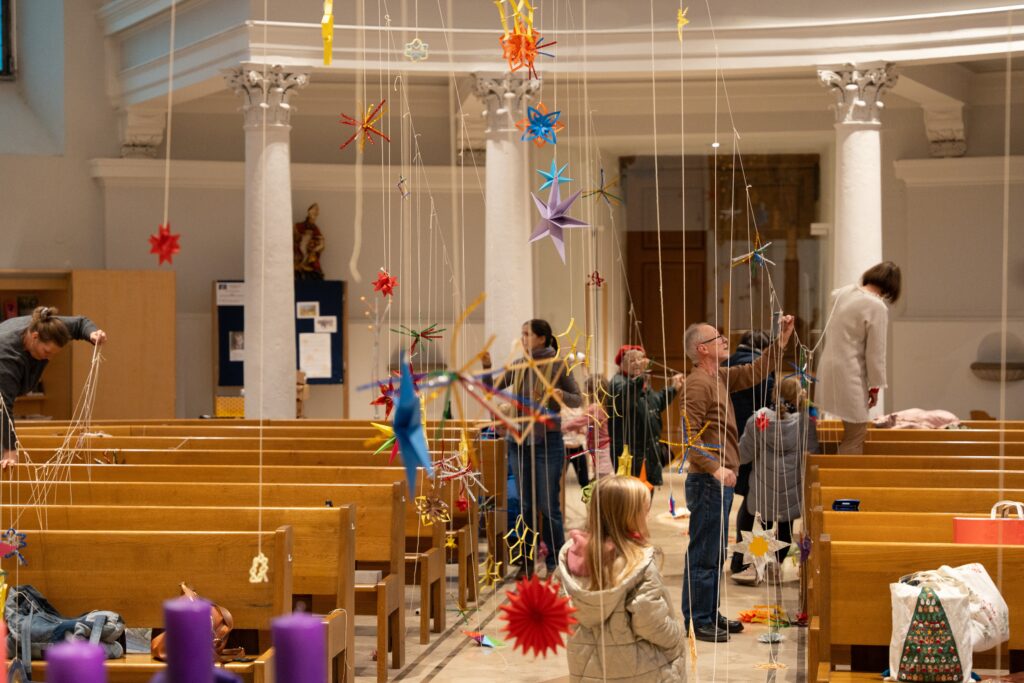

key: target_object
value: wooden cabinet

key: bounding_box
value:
[1,270,176,420]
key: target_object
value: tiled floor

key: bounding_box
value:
[352,469,805,682]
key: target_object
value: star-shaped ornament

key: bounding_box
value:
[676,7,690,42]
[373,269,398,297]
[149,223,181,265]
[404,37,429,61]
[586,271,605,288]
[536,160,573,191]
[339,100,391,152]
[530,181,589,263]
[755,411,770,432]
[369,380,395,419]
[730,512,791,582]
[516,103,564,147]
[500,575,577,658]
[582,167,624,207]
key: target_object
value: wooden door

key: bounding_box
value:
[625,231,706,379]
[70,270,176,418]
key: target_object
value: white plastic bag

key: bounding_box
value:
[937,563,1010,652]
[889,573,973,683]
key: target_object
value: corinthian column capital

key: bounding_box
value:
[471,72,541,136]
[224,66,311,128]
[818,63,898,125]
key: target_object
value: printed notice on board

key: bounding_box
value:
[299,332,332,378]
[216,282,245,306]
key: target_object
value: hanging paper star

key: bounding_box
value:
[463,630,502,648]
[500,575,577,658]
[730,240,775,270]
[149,223,181,265]
[504,514,539,565]
[364,421,399,462]
[536,160,573,191]
[392,323,446,357]
[784,360,817,388]
[676,7,690,42]
[404,37,429,62]
[755,411,770,432]
[669,493,676,516]
[516,103,564,147]
[415,495,452,526]
[393,352,433,496]
[321,1,334,65]
[372,269,398,297]
[479,555,503,589]
[369,380,395,419]
[455,489,470,513]
[661,411,721,472]
[0,528,27,566]
[530,181,589,263]
[496,0,556,79]
[248,551,269,583]
[638,460,655,492]
[580,482,594,504]
[796,534,812,564]
[339,100,391,152]
[582,168,624,207]
[586,271,605,288]
[396,176,410,199]
[730,512,791,582]
[445,534,458,550]
[616,445,633,477]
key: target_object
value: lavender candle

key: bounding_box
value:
[45,640,107,683]
[164,597,214,683]
[272,613,326,683]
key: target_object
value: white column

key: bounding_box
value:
[819,63,898,290]
[225,66,309,419]
[472,73,540,355]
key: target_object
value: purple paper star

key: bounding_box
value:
[529,182,589,262]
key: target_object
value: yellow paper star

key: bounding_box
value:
[479,555,503,589]
[749,536,770,557]
[504,514,538,564]
[445,534,458,550]
[676,7,689,42]
[616,445,634,477]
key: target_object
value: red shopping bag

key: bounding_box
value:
[953,501,1024,545]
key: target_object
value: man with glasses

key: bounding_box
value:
[678,316,795,642]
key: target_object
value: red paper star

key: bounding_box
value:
[499,575,576,658]
[373,269,398,297]
[755,411,770,432]
[339,100,391,152]
[586,271,605,288]
[149,223,181,265]
[455,490,470,513]
[370,381,395,419]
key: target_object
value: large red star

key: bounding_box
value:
[373,269,398,297]
[500,575,577,658]
[149,223,181,265]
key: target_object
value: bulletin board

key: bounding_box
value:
[214,279,345,388]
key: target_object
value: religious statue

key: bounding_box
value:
[294,203,325,280]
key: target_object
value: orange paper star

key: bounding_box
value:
[149,223,181,265]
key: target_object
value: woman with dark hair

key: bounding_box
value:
[483,319,581,577]
[816,261,901,454]
[0,307,107,467]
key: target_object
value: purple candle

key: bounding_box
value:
[272,613,326,683]
[45,640,107,683]
[164,597,214,683]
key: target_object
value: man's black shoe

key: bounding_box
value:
[693,623,730,642]
[717,615,744,633]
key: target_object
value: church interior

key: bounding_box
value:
[0,0,1022,681]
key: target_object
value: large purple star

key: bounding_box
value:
[529,182,589,263]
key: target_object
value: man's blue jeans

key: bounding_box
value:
[681,472,734,628]
[508,431,566,571]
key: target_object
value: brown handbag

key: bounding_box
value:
[151,583,244,661]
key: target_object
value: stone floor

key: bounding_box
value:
[351,468,805,682]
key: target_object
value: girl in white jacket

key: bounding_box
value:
[557,476,686,682]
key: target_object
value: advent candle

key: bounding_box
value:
[164,597,214,683]
[272,613,326,683]
[45,640,106,683]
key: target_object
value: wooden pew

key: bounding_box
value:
[0,480,405,683]
[861,441,1024,456]
[808,454,1024,471]
[817,428,1024,443]
[812,537,1024,682]
[1,528,291,683]
[0,504,354,683]
[816,468,1024,489]
[811,484,1024,513]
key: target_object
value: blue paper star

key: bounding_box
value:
[393,351,433,496]
[536,161,573,191]
[529,182,589,263]
[519,105,563,146]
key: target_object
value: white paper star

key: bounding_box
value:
[730,512,790,581]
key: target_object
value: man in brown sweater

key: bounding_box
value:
[679,315,794,642]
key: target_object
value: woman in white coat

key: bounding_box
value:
[816,262,901,454]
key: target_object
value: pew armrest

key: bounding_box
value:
[323,608,349,659]
[816,662,831,683]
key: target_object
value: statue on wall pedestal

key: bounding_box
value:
[294,203,325,280]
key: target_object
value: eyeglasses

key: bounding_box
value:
[699,333,726,345]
